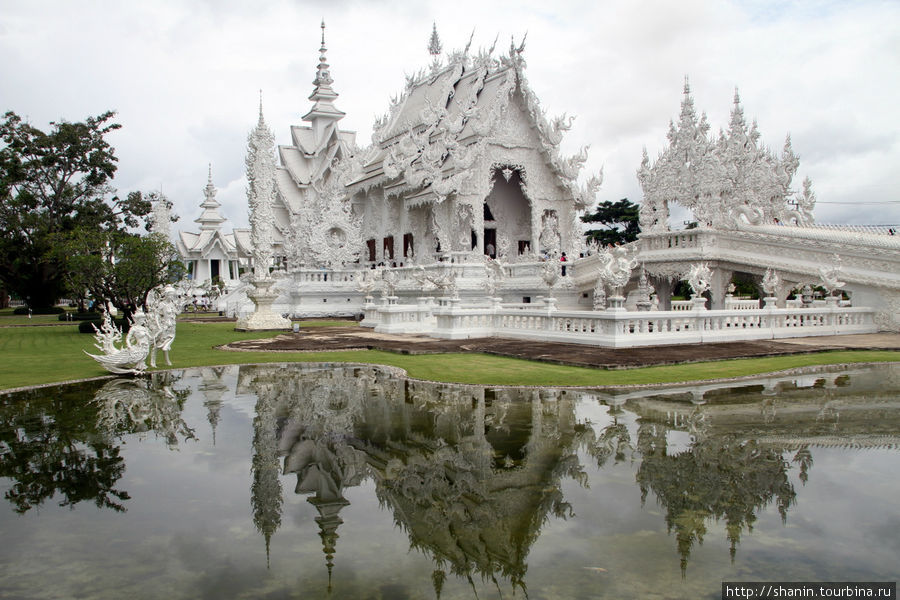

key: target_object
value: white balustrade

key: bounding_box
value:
[724,297,761,310]
[365,301,877,346]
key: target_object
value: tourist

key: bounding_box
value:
[560,252,567,276]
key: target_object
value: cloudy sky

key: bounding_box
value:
[2,0,898,233]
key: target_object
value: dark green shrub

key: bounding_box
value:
[13,306,65,315]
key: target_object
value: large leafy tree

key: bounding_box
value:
[0,111,148,308]
[61,195,184,320]
[582,198,641,247]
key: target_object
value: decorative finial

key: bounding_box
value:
[428,22,442,56]
[733,86,741,105]
[258,89,264,119]
[207,162,212,182]
[683,75,691,95]
[314,21,333,87]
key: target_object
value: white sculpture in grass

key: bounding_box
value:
[145,285,180,368]
[85,311,151,375]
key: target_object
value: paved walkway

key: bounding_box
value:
[223,326,900,369]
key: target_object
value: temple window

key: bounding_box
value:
[403,233,414,257]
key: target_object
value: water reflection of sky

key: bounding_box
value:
[1,363,898,599]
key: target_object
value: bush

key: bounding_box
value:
[77,318,132,334]
[14,306,66,315]
[58,311,100,321]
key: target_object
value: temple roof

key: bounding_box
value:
[273,21,357,211]
[178,229,238,257]
[344,41,597,207]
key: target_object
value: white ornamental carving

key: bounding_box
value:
[483,256,504,298]
[246,100,277,280]
[597,245,638,296]
[413,264,458,298]
[145,284,179,368]
[762,268,781,297]
[687,262,713,297]
[638,79,815,232]
[819,254,846,295]
[85,311,152,375]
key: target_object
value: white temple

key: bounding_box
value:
[197,23,899,339]
[177,166,249,290]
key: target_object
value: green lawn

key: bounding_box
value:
[0,320,897,391]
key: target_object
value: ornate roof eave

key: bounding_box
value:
[199,229,237,256]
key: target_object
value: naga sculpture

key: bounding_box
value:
[85,311,152,375]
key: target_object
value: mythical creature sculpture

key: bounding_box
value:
[592,280,607,311]
[541,260,560,296]
[819,254,846,296]
[483,256,504,298]
[145,285,179,368]
[381,268,400,297]
[85,311,152,375]
[635,269,654,311]
[414,265,459,298]
[597,245,637,296]
[762,268,781,297]
[687,262,712,298]
[539,212,561,257]
[356,269,378,298]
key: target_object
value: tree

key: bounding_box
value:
[61,204,184,321]
[0,111,149,308]
[582,198,640,247]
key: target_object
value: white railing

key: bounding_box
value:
[724,297,761,310]
[294,269,361,284]
[365,301,877,347]
[671,300,693,311]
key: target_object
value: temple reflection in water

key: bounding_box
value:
[240,364,590,593]
[2,363,898,597]
[229,363,900,589]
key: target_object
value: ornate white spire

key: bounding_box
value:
[246,101,277,279]
[149,190,172,240]
[427,22,442,56]
[314,20,333,87]
[303,20,345,136]
[195,163,226,231]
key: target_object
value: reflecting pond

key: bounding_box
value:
[1,363,899,599]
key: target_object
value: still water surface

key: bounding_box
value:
[1,363,899,599]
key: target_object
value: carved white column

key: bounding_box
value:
[236,97,290,331]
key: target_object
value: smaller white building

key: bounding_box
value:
[177,167,249,289]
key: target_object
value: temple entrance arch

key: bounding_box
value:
[484,166,532,259]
